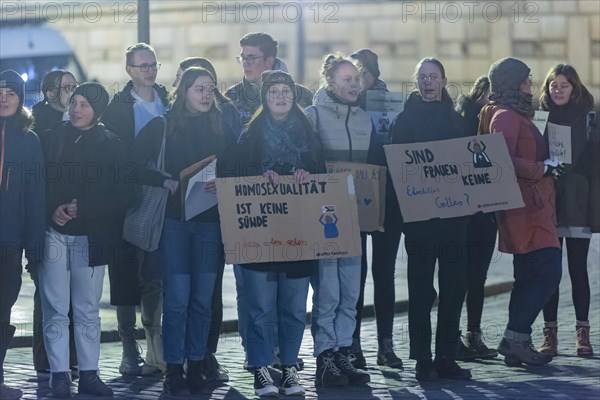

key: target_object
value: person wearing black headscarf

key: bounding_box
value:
[38,82,131,398]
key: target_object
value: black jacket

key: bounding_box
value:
[39,122,133,266]
[135,110,236,223]
[32,101,64,136]
[100,81,169,147]
[551,111,599,230]
[389,92,469,234]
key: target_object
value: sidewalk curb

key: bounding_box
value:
[10,280,514,348]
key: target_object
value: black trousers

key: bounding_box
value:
[354,229,402,342]
[404,220,468,361]
[207,253,225,354]
[465,213,497,333]
[1,244,23,379]
[543,237,591,322]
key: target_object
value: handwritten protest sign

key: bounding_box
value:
[326,161,386,232]
[384,134,524,222]
[366,91,404,135]
[216,173,361,264]
[533,110,549,135]
[547,122,572,164]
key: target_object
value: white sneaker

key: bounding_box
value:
[279,365,305,396]
[254,366,278,397]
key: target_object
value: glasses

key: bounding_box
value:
[128,62,161,72]
[417,74,441,83]
[60,84,78,92]
[236,55,266,65]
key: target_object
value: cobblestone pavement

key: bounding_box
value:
[5,238,600,399]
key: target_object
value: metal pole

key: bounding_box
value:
[138,0,150,44]
[296,7,305,84]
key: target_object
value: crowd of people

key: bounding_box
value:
[0,31,598,399]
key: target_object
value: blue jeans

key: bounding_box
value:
[507,247,562,336]
[242,268,309,367]
[311,256,361,357]
[159,218,221,363]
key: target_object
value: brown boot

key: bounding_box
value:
[538,322,558,356]
[576,321,593,357]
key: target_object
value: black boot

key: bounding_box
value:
[415,358,439,382]
[335,347,370,386]
[456,330,479,362]
[163,363,189,396]
[349,337,367,369]
[187,359,214,394]
[78,370,113,396]
[0,383,22,400]
[1,325,23,400]
[315,349,348,388]
[51,372,72,398]
[433,356,472,380]
[377,338,404,369]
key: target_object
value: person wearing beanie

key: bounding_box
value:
[228,69,322,397]
[349,48,388,109]
[134,67,236,396]
[37,82,132,397]
[32,70,77,135]
[479,57,562,368]
[538,64,598,358]
[346,48,404,371]
[1,70,46,400]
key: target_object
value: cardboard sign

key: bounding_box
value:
[216,173,362,264]
[547,122,572,164]
[326,161,386,232]
[384,134,524,222]
[366,91,404,135]
[180,155,217,221]
[533,110,550,135]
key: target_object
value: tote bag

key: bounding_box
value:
[123,118,169,251]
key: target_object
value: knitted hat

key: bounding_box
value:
[488,57,534,118]
[72,82,110,121]
[488,57,530,99]
[0,70,25,109]
[350,48,380,79]
[261,70,296,105]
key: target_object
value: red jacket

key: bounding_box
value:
[480,104,560,254]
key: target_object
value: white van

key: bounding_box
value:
[0,23,87,107]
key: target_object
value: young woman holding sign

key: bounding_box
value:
[389,58,471,381]
[479,57,562,367]
[538,64,598,357]
[135,67,235,395]
[305,53,377,388]
[232,70,322,397]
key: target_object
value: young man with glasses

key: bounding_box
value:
[101,42,169,377]
[225,32,313,126]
